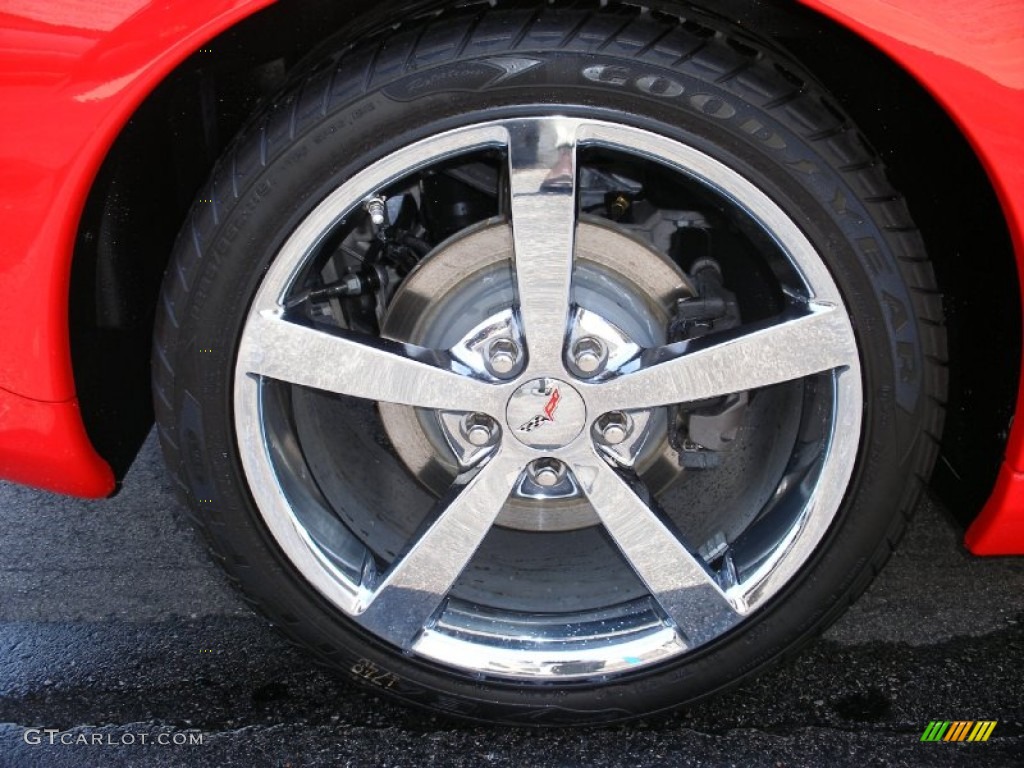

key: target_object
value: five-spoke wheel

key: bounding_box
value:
[233,117,861,675]
[155,6,944,723]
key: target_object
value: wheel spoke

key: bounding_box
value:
[570,449,742,647]
[506,118,579,371]
[354,449,525,649]
[239,310,499,413]
[589,301,857,412]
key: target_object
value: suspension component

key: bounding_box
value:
[364,196,388,227]
[303,264,389,302]
[669,258,740,342]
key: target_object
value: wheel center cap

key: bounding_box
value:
[506,377,586,449]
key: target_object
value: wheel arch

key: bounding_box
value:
[69,0,374,476]
[70,0,1019,524]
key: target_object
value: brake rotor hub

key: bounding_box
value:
[379,216,693,531]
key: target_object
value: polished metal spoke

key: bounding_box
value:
[238,310,500,413]
[354,449,526,649]
[570,449,742,646]
[589,301,857,412]
[506,118,579,372]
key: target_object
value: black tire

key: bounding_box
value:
[153,4,946,725]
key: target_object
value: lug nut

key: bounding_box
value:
[596,412,631,445]
[486,338,521,377]
[529,458,563,488]
[466,424,492,446]
[462,413,498,446]
[572,337,607,376]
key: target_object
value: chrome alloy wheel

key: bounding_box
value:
[233,117,862,680]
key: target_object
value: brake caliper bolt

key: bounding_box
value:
[364,196,387,227]
[609,193,631,219]
[485,338,521,377]
[596,412,631,445]
[462,413,498,446]
[572,336,607,376]
[529,458,564,488]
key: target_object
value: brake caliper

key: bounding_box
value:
[670,258,749,469]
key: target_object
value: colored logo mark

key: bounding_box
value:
[920,721,997,742]
[543,387,561,421]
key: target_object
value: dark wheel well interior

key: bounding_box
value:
[70,0,1019,521]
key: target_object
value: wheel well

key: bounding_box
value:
[745,4,1021,522]
[69,0,376,477]
[70,0,1019,519]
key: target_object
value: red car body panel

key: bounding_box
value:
[0,385,113,497]
[0,0,274,498]
[0,0,1022,551]
[799,0,1024,554]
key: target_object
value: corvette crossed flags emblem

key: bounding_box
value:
[516,387,562,432]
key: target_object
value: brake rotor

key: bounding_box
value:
[379,215,693,531]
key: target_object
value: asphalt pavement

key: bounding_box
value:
[1,432,1022,767]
